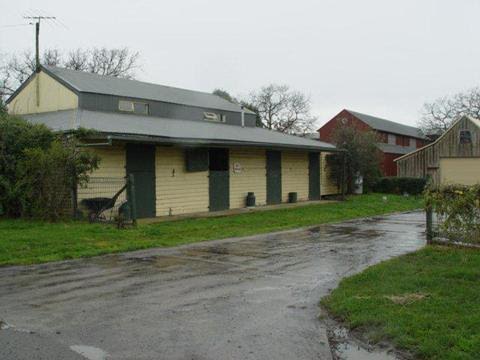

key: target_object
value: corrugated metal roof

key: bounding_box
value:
[376,143,416,155]
[347,110,425,139]
[23,110,337,151]
[42,66,253,114]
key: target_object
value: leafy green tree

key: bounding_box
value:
[213,88,236,103]
[326,125,381,193]
[0,98,6,115]
[0,113,99,220]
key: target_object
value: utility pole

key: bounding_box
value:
[23,15,56,106]
[23,16,56,72]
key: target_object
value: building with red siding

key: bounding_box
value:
[318,109,427,176]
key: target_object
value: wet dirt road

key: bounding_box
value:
[0,212,425,360]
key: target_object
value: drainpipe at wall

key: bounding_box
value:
[241,106,245,127]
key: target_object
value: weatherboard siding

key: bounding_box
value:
[321,152,340,196]
[281,151,309,202]
[77,145,127,202]
[229,148,267,209]
[8,72,78,115]
[155,147,209,216]
[397,117,480,185]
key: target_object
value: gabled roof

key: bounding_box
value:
[346,110,425,139]
[22,110,338,151]
[394,115,480,162]
[9,65,252,114]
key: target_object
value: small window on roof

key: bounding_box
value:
[460,129,472,144]
[204,112,225,122]
[134,102,149,115]
[119,100,149,115]
[119,100,134,112]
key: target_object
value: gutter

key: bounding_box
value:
[77,135,113,147]
[87,132,343,152]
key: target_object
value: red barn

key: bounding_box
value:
[318,109,427,176]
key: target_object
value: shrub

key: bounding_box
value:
[373,177,427,195]
[425,184,480,243]
[0,114,99,220]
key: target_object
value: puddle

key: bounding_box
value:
[333,340,398,360]
[70,345,108,360]
[328,325,399,360]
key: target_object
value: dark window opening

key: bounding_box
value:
[209,148,229,171]
[460,130,472,144]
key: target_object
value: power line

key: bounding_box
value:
[23,15,57,72]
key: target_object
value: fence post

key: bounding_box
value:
[426,205,433,244]
[127,174,137,226]
[341,152,346,201]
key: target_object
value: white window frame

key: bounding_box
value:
[203,112,226,123]
[119,100,134,112]
[119,100,149,115]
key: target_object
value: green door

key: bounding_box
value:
[309,152,321,200]
[266,151,282,205]
[126,144,156,218]
[209,148,230,212]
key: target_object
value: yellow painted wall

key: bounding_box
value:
[156,147,209,216]
[229,148,267,208]
[440,158,480,185]
[8,71,78,115]
[77,145,127,202]
[281,151,309,202]
[321,152,340,195]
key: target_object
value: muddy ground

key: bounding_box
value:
[0,212,425,360]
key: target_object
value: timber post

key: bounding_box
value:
[127,174,137,226]
[426,206,433,244]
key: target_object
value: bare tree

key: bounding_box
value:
[248,84,317,134]
[0,47,140,101]
[419,87,480,136]
[88,48,139,78]
[64,49,89,71]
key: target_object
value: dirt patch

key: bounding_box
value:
[320,310,412,360]
[384,293,428,305]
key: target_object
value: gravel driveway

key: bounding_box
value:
[0,211,425,360]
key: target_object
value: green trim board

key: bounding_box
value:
[209,148,230,212]
[126,143,156,218]
[266,150,282,205]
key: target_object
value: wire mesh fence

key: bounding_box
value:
[76,176,136,225]
[426,207,480,246]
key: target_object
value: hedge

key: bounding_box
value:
[372,177,427,195]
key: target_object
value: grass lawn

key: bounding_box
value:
[0,193,422,266]
[322,246,480,359]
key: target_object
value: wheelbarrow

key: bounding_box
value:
[80,183,128,223]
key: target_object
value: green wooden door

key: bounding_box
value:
[209,148,230,212]
[309,152,321,200]
[126,144,156,218]
[266,151,282,205]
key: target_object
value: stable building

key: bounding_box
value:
[318,109,427,176]
[7,66,341,218]
[396,115,480,185]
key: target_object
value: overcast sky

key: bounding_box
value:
[1,0,479,128]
